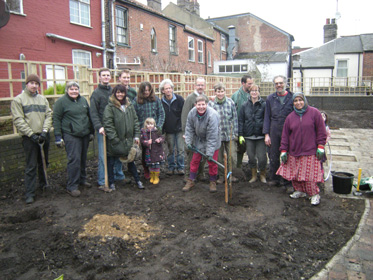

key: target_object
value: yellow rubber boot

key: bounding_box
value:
[150,172,154,183]
[153,172,160,184]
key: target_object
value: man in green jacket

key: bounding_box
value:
[11,74,52,204]
[231,75,254,168]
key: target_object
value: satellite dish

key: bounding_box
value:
[0,0,10,29]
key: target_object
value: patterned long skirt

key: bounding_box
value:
[276,155,323,196]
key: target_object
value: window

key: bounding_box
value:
[221,34,226,52]
[151,28,157,52]
[208,51,211,67]
[72,50,91,79]
[70,0,90,26]
[46,65,65,88]
[218,64,249,73]
[5,0,23,14]
[336,60,348,77]
[197,40,203,63]
[116,6,128,45]
[188,37,195,62]
[169,25,177,54]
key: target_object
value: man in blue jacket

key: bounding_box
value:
[263,75,293,190]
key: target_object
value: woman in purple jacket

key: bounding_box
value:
[276,93,327,205]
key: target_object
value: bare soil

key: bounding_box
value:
[0,110,370,280]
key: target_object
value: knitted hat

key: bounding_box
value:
[25,74,41,85]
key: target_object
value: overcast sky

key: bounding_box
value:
[138,0,373,48]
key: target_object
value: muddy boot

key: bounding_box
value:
[259,170,267,183]
[153,172,160,185]
[236,153,243,168]
[149,172,154,184]
[182,179,195,192]
[249,168,258,183]
[209,181,217,193]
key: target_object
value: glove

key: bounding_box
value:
[38,131,47,144]
[280,151,288,164]
[55,139,65,148]
[55,135,64,148]
[207,156,213,162]
[187,144,193,151]
[89,134,94,142]
[316,145,325,160]
[239,136,245,145]
[30,134,39,144]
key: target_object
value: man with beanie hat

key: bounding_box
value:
[11,73,52,204]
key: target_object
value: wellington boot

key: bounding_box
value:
[259,170,267,183]
[153,172,160,185]
[150,172,154,183]
[249,168,258,183]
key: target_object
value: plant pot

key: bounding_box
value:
[332,171,354,194]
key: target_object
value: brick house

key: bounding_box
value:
[0,0,105,88]
[107,0,216,75]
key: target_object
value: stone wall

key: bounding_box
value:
[0,134,98,184]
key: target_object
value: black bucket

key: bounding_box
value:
[332,172,354,194]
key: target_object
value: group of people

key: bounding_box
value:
[11,71,329,206]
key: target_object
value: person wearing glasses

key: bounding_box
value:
[263,75,294,191]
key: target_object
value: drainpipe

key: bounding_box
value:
[204,38,208,75]
[111,0,116,69]
[101,0,107,67]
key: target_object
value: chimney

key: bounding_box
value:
[177,0,200,16]
[147,0,162,13]
[227,25,236,60]
[323,18,337,43]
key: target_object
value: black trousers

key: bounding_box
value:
[22,134,50,198]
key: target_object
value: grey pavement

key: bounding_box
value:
[311,129,373,280]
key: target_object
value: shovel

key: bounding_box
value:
[39,142,49,190]
[189,145,232,180]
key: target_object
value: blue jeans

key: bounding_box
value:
[97,132,125,186]
[166,132,184,171]
[108,156,140,185]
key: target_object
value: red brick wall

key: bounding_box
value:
[114,3,210,75]
[363,52,373,77]
[0,1,103,67]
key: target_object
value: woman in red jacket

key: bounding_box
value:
[276,93,327,205]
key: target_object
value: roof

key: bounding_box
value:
[234,52,288,63]
[293,34,373,68]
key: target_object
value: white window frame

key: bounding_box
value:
[69,0,90,27]
[188,37,195,62]
[336,59,348,77]
[116,6,128,45]
[46,65,66,88]
[151,28,157,52]
[169,25,177,54]
[208,51,211,67]
[5,0,24,14]
[72,50,92,79]
[221,34,226,52]
[197,40,203,63]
